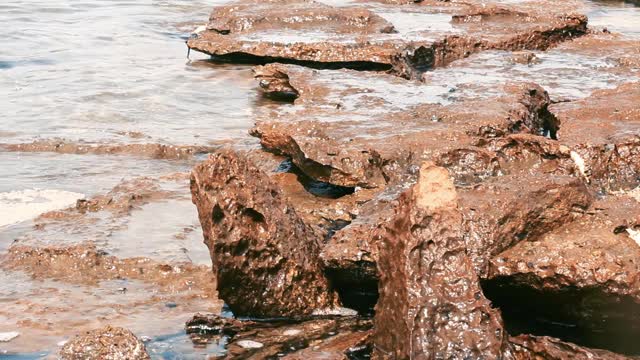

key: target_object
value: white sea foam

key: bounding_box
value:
[0,331,20,342]
[0,189,85,227]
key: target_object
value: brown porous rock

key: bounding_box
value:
[190,149,340,317]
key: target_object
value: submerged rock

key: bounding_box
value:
[190,149,339,317]
[59,326,150,360]
[1,139,215,160]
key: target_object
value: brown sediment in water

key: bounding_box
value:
[1,139,217,160]
[0,174,221,353]
[59,326,151,360]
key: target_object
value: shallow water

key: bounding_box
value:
[587,0,640,37]
[425,49,638,101]
[0,0,257,146]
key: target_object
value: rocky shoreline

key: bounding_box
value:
[184,0,640,358]
[1,0,639,358]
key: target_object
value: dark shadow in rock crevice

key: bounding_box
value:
[322,219,352,243]
[276,159,355,199]
[482,276,640,356]
[325,267,378,317]
[208,52,393,72]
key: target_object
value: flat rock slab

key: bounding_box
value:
[488,195,640,298]
[485,194,640,354]
[188,0,586,78]
[252,63,560,189]
[185,313,371,359]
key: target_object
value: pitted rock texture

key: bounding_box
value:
[488,195,640,298]
[190,149,339,317]
[373,163,510,359]
[183,1,639,357]
[319,140,590,287]
[461,172,593,277]
[551,82,640,192]
[481,195,640,355]
[59,326,150,360]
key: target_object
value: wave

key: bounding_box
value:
[0,189,85,227]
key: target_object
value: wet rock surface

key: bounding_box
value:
[185,313,372,359]
[188,0,587,78]
[188,0,640,352]
[460,172,593,276]
[190,150,340,317]
[551,82,640,192]
[484,194,640,354]
[373,163,510,359]
[59,325,150,360]
[251,63,563,189]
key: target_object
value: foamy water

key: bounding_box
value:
[0,189,84,227]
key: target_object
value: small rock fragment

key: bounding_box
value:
[59,326,150,360]
[510,51,539,65]
[511,334,634,359]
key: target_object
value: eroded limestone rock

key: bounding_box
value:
[190,149,339,317]
[373,163,510,359]
[188,0,586,78]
